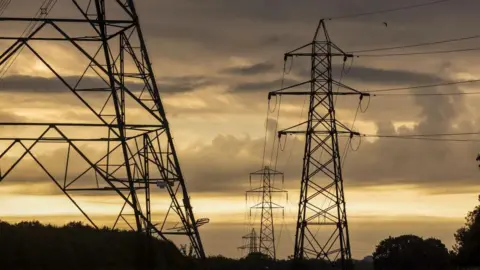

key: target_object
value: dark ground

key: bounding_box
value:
[0,220,374,270]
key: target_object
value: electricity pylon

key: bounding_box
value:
[0,0,205,258]
[246,166,287,259]
[268,19,367,268]
[238,228,259,255]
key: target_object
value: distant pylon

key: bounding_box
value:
[268,19,368,268]
[0,0,205,259]
[246,166,287,259]
[238,228,259,255]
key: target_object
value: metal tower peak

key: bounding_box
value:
[313,19,330,42]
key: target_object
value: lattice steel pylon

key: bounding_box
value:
[268,20,367,268]
[246,166,287,259]
[0,0,205,259]
[238,228,259,255]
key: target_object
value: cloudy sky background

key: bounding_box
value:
[1,0,480,259]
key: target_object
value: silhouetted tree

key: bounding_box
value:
[204,254,373,270]
[243,252,272,269]
[453,195,480,267]
[0,220,375,270]
[0,220,195,270]
[373,234,451,270]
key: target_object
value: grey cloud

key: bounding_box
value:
[181,135,263,192]
[159,76,212,94]
[230,78,298,93]
[295,64,441,86]
[340,65,441,86]
[6,0,480,59]
[138,0,480,55]
[0,132,262,195]
[221,62,275,76]
[0,75,101,93]
[229,65,440,94]
[2,0,480,196]
[259,35,296,46]
[0,117,276,195]
[342,85,477,189]
[2,87,478,196]
[180,118,280,193]
[176,85,479,193]
[0,75,210,95]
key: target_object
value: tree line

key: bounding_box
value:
[0,196,478,269]
[372,196,480,270]
[206,196,480,270]
[0,220,196,269]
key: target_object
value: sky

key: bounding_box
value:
[1,0,480,260]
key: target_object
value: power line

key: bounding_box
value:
[373,91,480,97]
[350,34,480,54]
[365,132,480,137]
[0,0,58,80]
[0,0,12,17]
[361,134,480,142]
[327,0,456,21]
[356,47,480,57]
[368,79,480,93]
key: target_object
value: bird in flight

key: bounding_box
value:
[383,22,388,27]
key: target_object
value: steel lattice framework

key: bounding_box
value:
[269,20,367,268]
[246,166,287,259]
[238,228,259,255]
[0,0,206,259]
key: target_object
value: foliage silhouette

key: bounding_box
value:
[373,234,451,270]
[453,195,480,267]
[5,197,480,269]
[0,220,376,269]
[204,254,373,270]
[0,220,195,270]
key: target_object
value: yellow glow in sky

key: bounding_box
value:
[0,183,477,223]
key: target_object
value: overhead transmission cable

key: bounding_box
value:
[268,50,305,255]
[283,96,307,169]
[373,91,480,97]
[261,104,271,169]
[366,131,480,137]
[359,79,480,97]
[368,79,480,93]
[350,132,480,143]
[255,49,289,239]
[356,47,480,58]
[326,0,456,21]
[0,0,57,80]
[350,34,480,54]
[361,134,480,143]
[0,0,12,16]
